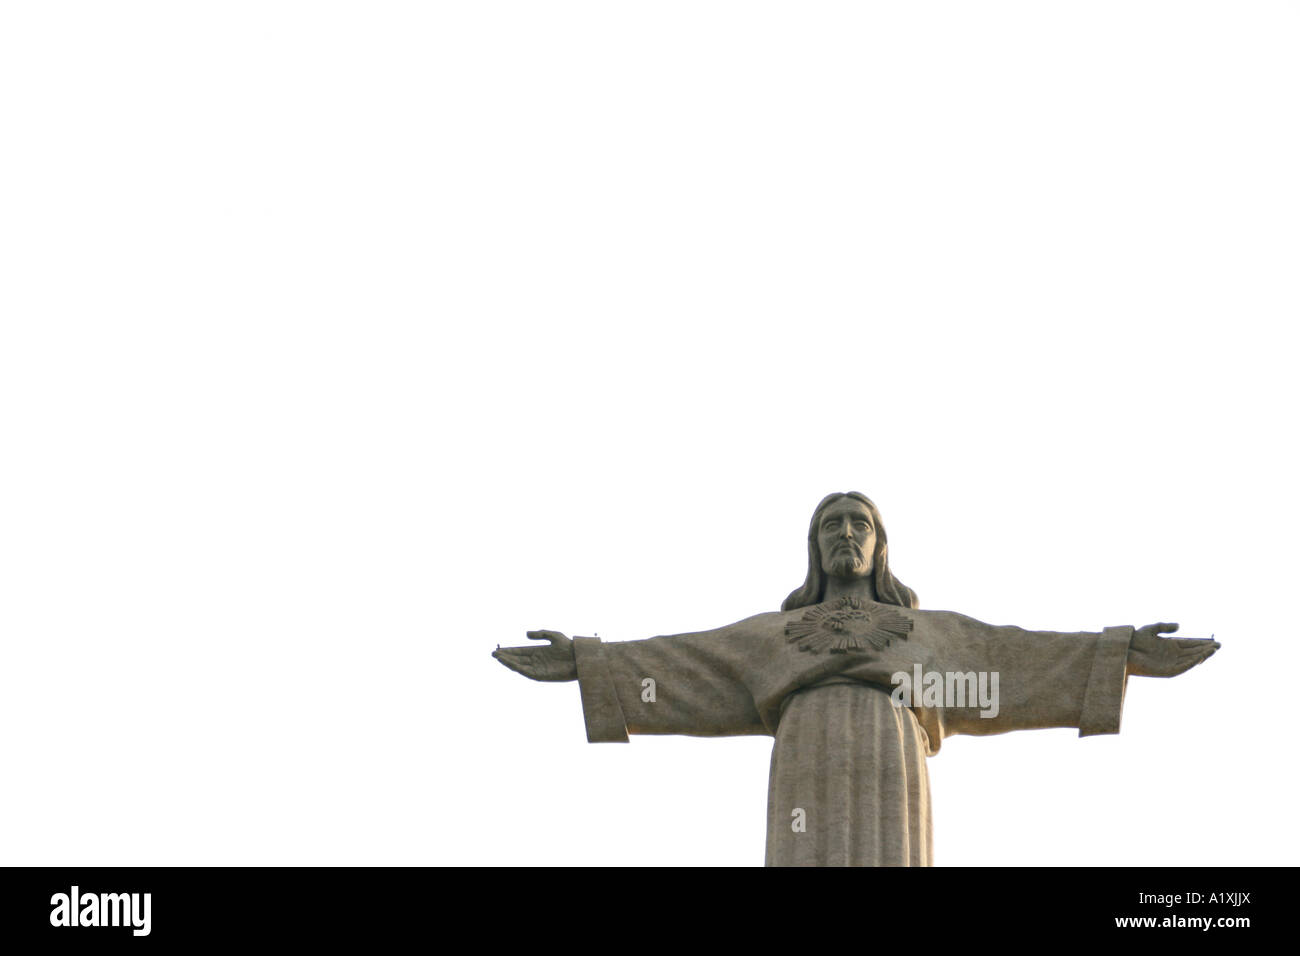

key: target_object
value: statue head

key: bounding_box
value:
[781,492,918,612]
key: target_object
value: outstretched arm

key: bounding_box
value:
[920,612,1218,744]
[493,619,770,742]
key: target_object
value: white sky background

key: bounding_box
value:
[2,2,1297,866]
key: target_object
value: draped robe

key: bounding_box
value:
[571,601,1132,866]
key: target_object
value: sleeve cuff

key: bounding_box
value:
[1078,625,1132,737]
[573,637,630,743]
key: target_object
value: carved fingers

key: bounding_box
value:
[491,630,578,682]
[1128,622,1220,677]
[1134,622,1179,641]
[1162,639,1220,676]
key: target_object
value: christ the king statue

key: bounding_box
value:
[493,492,1218,866]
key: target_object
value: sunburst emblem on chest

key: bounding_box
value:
[784,596,914,654]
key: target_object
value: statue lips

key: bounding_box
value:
[829,542,866,575]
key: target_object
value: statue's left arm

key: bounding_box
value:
[920,612,1218,742]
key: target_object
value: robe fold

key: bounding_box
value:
[571,603,1132,866]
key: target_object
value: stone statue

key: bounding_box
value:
[493,492,1218,866]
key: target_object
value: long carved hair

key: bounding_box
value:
[781,492,919,612]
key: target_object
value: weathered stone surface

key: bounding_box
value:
[493,492,1219,866]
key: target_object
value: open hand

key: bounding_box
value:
[1127,622,1220,677]
[492,630,578,682]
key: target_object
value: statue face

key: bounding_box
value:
[818,497,877,580]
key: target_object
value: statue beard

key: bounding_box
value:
[825,546,872,580]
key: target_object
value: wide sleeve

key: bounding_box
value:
[572,619,768,743]
[920,612,1133,742]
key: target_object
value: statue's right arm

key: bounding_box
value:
[494,617,771,741]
